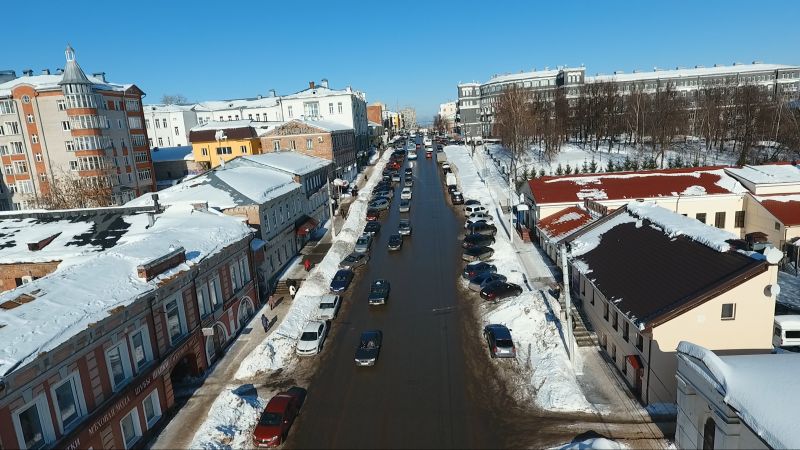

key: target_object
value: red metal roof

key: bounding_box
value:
[758,195,800,226]
[536,206,594,239]
[528,166,734,204]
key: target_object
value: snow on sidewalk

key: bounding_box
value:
[552,437,627,450]
[445,145,593,413]
[189,385,266,450]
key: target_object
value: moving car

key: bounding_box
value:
[391,173,401,182]
[329,269,354,293]
[354,234,373,253]
[424,138,432,147]
[387,234,403,250]
[368,279,391,305]
[339,252,369,270]
[468,273,507,292]
[480,281,524,301]
[462,261,497,280]
[317,294,342,320]
[450,191,464,205]
[366,208,381,222]
[363,221,381,236]
[252,391,303,447]
[399,199,411,212]
[404,167,413,176]
[355,330,383,366]
[462,246,495,262]
[466,222,497,236]
[368,198,391,211]
[400,187,412,200]
[408,152,418,160]
[425,150,432,159]
[398,219,412,236]
[404,177,413,187]
[462,233,496,249]
[484,324,516,359]
[296,320,328,356]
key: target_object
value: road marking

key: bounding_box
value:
[432,306,456,314]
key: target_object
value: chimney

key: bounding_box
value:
[136,246,186,281]
[55,68,63,75]
[321,78,329,88]
[309,81,315,89]
[269,89,276,97]
[41,69,50,75]
[713,63,719,67]
[151,193,160,212]
[27,232,61,251]
[93,72,106,82]
[23,69,33,77]
[146,212,156,228]
[192,201,208,212]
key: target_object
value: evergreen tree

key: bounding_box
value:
[555,163,564,176]
[623,156,633,171]
[522,167,530,180]
[539,168,546,178]
[692,158,700,167]
[589,158,598,173]
[667,157,675,168]
[565,164,572,175]
[674,155,684,168]
[581,160,589,173]
[606,160,615,172]
[632,159,640,171]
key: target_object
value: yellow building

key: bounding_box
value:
[189,120,268,168]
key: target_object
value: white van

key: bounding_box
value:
[464,204,487,215]
[773,315,800,348]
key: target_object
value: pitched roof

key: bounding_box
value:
[235,152,331,176]
[566,203,766,329]
[535,206,594,240]
[528,166,744,205]
[755,194,800,226]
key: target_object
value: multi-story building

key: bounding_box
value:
[367,103,384,125]
[457,62,800,139]
[0,202,257,450]
[149,146,203,189]
[438,101,457,132]
[189,120,279,169]
[0,46,156,210]
[260,119,357,181]
[142,104,198,148]
[382,110,404,134]
[399,107,416,130]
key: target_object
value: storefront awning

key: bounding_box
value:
[295,216,319,236]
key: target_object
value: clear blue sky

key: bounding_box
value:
[5,0,799,122]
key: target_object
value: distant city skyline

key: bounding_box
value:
[3,0,799,122]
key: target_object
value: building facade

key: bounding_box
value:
[367,103,383,125]
[0,46,156,210]
[149,146,203,189]
[189,120,274,169]
[142,104,198,148]
[438,101,457,132]
[399,107,416,130]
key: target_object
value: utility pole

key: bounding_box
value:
[327,177,337,237]
[560,245,574,364]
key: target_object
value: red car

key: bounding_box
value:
[366,208,381,221]
[388,161,401,170]
[425,151,432,159]
[252,391,302,447]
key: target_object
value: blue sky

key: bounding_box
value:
[4,0,799,122]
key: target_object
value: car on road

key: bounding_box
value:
[399,198,411,212]
[464,199,481,208]
[368,279,391,305]
[436,144,444,151]
[468,273,508,292]
[317,294,342,320]
[408,152,417,160]
[329,269,354,293]
[404,167,413,176]
[391,173,401,182]
[354,234,373,253]
[404,177,413,187]
[372,188,393,199]
[424,138,432,147]
[400,187,412,200]
[339,251,369,270]
[462,261,497,280]
[462,233,496,249]
[425,150,432,158]
[464,204,487,215]
[466,222,497,236]
[480,281,524,301]
[450,191,464,205]
[252,390,303,447]
[467,211,493,222]
[363,221,381,236]
[462,246,495,262]
[484,324,516,359]
[441,162,451,171]
[368,198,390,211]
[387,234,403,250]
[296,320,328,356]
[398,219,412,236]
[355,330,383,366]
[366,208,381,222]
[465,217,495,228]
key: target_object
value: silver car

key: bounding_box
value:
[317,294,341,320]
[468,273,507,292]
[354,234,373,253]
[339,252,369,270]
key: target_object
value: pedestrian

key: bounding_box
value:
[268,294,276,310]
[304,258,311,272]
[289,284,297,299]
[261,314,269,332]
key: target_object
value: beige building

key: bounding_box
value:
[0,45,155,210]
[563,202,780,405]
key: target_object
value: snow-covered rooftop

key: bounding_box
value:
[0,73,132,97]
[300,119,352,132]
[281,85,362,100]
[0,204,253,376]
[189,120,258,132]
[486,67,581,85]
[678,341,800,450]
[150,146,194,162]
[725,163,800,185]
[143,103,196,113]
[536,206,594,241]
[754,193,800,226]
[194,97,279,111]
[589,63,799,83]
[237,152,331,176]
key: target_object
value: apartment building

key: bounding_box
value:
[399,107,417,130]
[438,101,457,132]
[0,45,156,210]
[142,104,198,148]
[0,203,257,450]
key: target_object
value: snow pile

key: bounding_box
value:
[576,188,608,200]
[681,185,707,196]
[553,212,585,224]
[552,437,627,449]
[626,201,735,252]
[189,385,265,450]
[235,150,391,380]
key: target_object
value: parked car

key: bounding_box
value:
[480,281,524,301]
[372,188,393,199]
[398,219,412,235]
[465,217,495,229]
[296,320,328,356]
[329,269,354,293]
[354,234,373,253]
[252,390,303,447]
[404,167,413,176]
[484,324,516,359]
[363,221,381,236]
[468,273,507,292]
[368,198,391,211]
[464,199,481,208]
[408,152,418,160]
[391,173,401,182]
[366,208,381,222]
[450,191,464,205]
[467,211,493,221]
[462,233,496,249]
[425,150,433,159]
[400,187,412,200]
[368,279,391,305]
[464,204,487,215]
[462,246,495,262]
[387,234,403,250]
[404,177,413,187]
[317,294,341,320]
[462,261,497,280]
[399,198,411,212]
[466,222,497,236]
[339,251,369,270]
[355,330,383,366]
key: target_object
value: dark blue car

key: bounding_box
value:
[329,269,354,293]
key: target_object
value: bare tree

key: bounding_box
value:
[161,94,188,105]
[493,84,534,180]
[34,169,117,209]
[433,114,449,135]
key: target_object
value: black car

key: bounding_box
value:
[368,279,391,305]
[363,221,381,236]
[387,234,403,251]
[450,192,464,205]
[329,269,355,293]
[466,222,497,236]
[462,261,497,280]
[355,330,383,366]
[404,168,413,176]
[480,281,524,301]
[462,246,495,262]
[462,233,496,249]
[464,199,481,207]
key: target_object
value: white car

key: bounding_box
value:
[317,294,341,320]
[401,187,412,200]
[467,211,493,221]
[464,204,487,215]
[296,321,328,356]
[465,216,495,228]
[424,138,432,147]
[408,152,418,160]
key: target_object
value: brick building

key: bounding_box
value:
[0,202,257,449]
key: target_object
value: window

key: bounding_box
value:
[636,333,644,351]
[306,138,313,150]
[12,396,54,450]
[119,408,142,449]
[734,210,745,228]
[612,310,618,331]
[157,137,163,146]
[5,164,13,175]
[290,140,296,150]
[329,102,334,114]
[240,145,247,153]
[31,134,38,144]
[0,99,16,113]
[154,119,160,128]
[162,118,167,128]
[16,180,34,194]
[201,147,208,156]
[230,262,242,292]
[142,390,162,429]
[273,140,280,151]
[51,373,87,433]
[216,147,232,155]
[695,213,706,224]
[209,274,222,307]
[775,221,781,231]
[14,161,28,173]
[26,114,34,123]
[238,255,251,284]
[603,300,609,320]
[137,169,152,181]
[174,126,179,135]
[714,212,726,228]
[287,105,293,118]
[165,295,187,345]
[129,327,153,371]
[34,153,42,162]
[721,303,736,320]
[623,321,629,342]
[703,417,716,450]
[197,283,212,318]
[62,120,71,131]
[105,342,132,391]
[145,119,150,128]
[65,140,75,151]
[304,101,319,118]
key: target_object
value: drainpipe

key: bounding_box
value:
[646,337,653,404]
